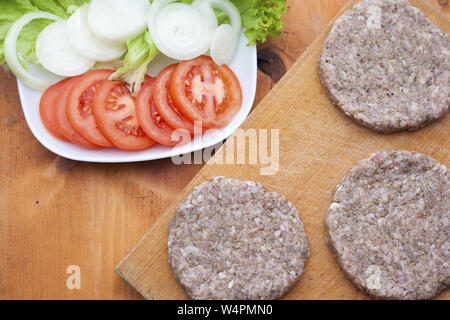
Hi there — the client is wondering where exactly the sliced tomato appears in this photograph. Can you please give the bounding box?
[40,78,71,141]
[169,55,242,129]
[92,80,155,150]
[67,69,114,147]
[53,77,100,149]
[135,76,189,146]
[152,64,194,133]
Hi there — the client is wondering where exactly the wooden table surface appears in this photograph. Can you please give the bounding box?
[0,0,448,300]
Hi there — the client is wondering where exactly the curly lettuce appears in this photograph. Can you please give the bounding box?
[233,0,287,45]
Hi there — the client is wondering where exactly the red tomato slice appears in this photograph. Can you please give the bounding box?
[40,78,71,141]
[92,80,155,151]
[53,78,100,149]
[152,64,194,134]
[67,70,114,147]
[169,55,242,129]
[135,76,189,146]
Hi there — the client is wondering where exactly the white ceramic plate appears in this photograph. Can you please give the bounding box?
[17,32,257,163]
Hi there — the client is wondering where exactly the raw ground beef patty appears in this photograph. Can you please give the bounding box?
[326,150,449,299]
[168,177,310,300]
[319,0,449,133]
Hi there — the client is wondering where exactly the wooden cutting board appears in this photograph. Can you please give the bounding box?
[116,0,450,300]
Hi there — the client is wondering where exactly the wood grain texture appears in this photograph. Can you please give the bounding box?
[0,0,448,300]
[116,0,450,300]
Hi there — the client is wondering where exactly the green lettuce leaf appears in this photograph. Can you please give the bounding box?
[0,0,90,65]
[109,30,159,95]
[231,0,287,46]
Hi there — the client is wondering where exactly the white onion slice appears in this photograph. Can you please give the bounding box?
[36,20,95,77]
[4,12,64,91]
[209,0,241,35]
[210,24,238,65]
[88,0,149,45]
[67,4,126,62]
[208,0,242,65]
[192,0,218,33]
[148,0,214,61]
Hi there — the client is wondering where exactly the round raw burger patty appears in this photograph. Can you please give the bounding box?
[168,177,310,300]
[319,0,449,133]
[326,150,449,299]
